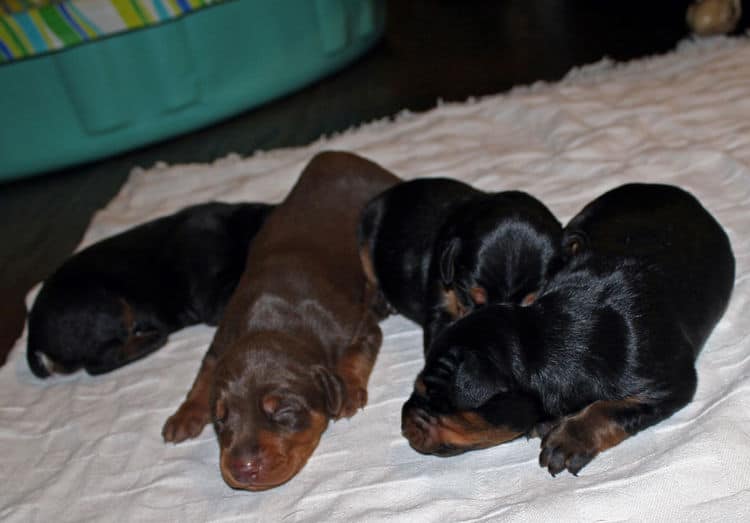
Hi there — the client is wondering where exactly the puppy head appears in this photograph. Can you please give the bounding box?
[211,336,341,491]
[402,305,542,456]
[437,192,562,315]
[27,289,167,377]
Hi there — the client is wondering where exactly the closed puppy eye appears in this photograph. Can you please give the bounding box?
[214,399,228,425]
[272,406,299,426]
[262,395,302,425]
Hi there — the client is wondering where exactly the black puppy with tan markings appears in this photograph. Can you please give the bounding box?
[401,183,735,476]
[358,178,563,352]
[27,202,272,377]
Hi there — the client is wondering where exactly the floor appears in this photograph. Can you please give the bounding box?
[1,0,737,363]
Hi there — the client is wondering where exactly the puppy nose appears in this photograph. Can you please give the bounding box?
[227,456,262,484]
[401,405,432,447]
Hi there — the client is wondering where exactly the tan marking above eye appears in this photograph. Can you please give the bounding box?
[119,298,136,335]
[414,377,427,396]
[521,292,537,307]
[442,289,468,318]
[564,397,640,452]
[470,286,487,305]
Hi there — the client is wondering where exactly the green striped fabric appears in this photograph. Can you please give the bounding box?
[0,0,221,62]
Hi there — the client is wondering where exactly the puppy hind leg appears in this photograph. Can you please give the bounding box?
[538,385,695,476]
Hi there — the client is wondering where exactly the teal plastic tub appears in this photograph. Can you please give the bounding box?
[0,0,384,181]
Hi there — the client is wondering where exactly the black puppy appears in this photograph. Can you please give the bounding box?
[27,202,273,377]
[359,178,562,351]
[402,183,735,476]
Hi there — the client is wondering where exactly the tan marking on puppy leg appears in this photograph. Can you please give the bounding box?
[540,397,641,475]
[552,398,636,453]
[335,312,383,418]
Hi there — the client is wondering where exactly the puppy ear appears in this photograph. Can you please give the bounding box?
[439,237,461,286]
[313,365,344,417]
[452,350,503,410]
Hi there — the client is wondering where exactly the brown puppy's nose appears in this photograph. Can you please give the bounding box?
[227,455,262,485]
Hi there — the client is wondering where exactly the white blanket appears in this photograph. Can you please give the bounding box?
[3,36,750,522]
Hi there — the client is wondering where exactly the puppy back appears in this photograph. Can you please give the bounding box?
[564,183,735,351]
[251,152,400,256]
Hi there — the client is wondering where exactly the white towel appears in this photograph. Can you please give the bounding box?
[2,36,749,522]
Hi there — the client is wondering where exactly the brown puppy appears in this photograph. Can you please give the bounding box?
[162,151,400,491]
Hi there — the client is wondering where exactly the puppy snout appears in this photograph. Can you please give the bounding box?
[401,401,437,452]
[227,456,262,484]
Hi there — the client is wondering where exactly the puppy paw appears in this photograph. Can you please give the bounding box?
[162,400,210,443]
[338,384,368,419]
[538,418,597,476]
[402,405,439,452]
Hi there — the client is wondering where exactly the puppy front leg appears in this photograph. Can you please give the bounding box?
[335,312,383,419]
[162,352,216,443]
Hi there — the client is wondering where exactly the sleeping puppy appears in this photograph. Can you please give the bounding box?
[27,202,273,377]
[359,178,562,352]
[402,183,735,476]
[162,152,400,491]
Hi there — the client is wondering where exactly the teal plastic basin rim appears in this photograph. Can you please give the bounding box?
[0,0,385,180]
